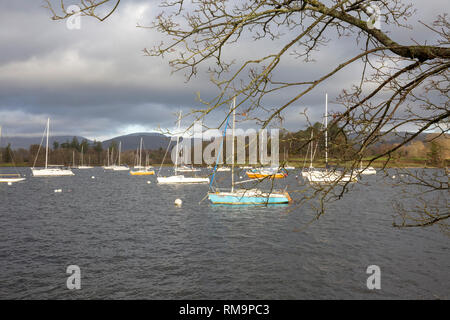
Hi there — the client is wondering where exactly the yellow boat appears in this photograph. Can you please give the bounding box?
[246,168,287,179]
[130,170,155,176]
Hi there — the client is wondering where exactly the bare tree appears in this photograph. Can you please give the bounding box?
[43,0,449,230]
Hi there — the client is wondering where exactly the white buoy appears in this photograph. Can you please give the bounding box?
[91,176,95,179]
[174,198,182,206]
[54,189,62,193]
[392,175,396,179]
[147,181,151,184]
[7,182,12,186]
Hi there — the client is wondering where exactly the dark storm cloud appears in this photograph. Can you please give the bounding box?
[0,0,445,139]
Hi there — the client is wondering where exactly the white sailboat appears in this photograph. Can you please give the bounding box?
[130,137,155,175]
[0,126,26,183]
[112,141,129,171]
[216,166,231,172]
[207,98,291,204]
[31,118,74,177]
[176,165,201,172]
[103,147,115,170]
[157,111,209,184]
[355,161,377,175]
[302,94,356,184]
[76,145,93,169]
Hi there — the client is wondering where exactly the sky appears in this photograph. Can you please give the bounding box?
[0,0,446,141]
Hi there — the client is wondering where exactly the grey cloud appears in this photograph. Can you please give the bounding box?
[0,0,445,140]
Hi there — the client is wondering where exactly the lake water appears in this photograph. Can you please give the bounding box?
[0,167,448,299]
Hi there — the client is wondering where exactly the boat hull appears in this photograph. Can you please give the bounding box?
[356,167,377,175]
[302,170,357,183]
[208,190,291,205]
[31,168,74,177]
[246,172,286,179]
[157,175,209,184]
[0,177,26,183]
[112,166,129,171]
[130,170,155,176]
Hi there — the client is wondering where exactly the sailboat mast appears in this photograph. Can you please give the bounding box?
[175,111,181,172]
[310,130,314,169]
[139,137,143,167]
[118,141,121,165]
[325,93,328,168]
[231,98,236,192]
[45,118,49,169]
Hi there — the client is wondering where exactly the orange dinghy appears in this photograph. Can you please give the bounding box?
[246,168,287,179]
[130,169,155,176]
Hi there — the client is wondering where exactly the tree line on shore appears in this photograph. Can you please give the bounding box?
[0,127,448,167]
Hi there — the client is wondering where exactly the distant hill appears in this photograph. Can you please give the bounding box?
[102,132,169,151]
[1,132,170,151]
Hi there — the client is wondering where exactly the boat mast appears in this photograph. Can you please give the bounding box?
[45,118,49,169]
[231,98,236,192]
[81,145,84,166]
[325,93,328,169]
[118,141,121,165]
[139,137,143,168]
[175,111,181,173]
[310,130,314,169]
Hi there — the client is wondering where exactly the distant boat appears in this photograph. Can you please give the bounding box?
[157,111,209,184]
[111,142,129,171]
[31,118,74,177]
[103,148,115,170]
[302,94,357,184]
[0,125,26,183]
[207,98,291,205]
[130,137,155,176]
[0,174,26,183]
[355,161,377,175]
[76,145,93,169]
[176,165,201,172]
[246,167,287,179]
[216,166,231,172]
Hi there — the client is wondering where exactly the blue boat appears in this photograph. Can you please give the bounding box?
[206,98,292,206]
[208,189,291,205]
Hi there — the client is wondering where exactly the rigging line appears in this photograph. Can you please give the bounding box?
[32,123,47,168]
[158,138,172,176]
[209,112,232,190]
[1,127,20,174]
[302,137,310,170]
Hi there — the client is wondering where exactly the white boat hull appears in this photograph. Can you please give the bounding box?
[303,170,357,183]
[0,177,26,183]
[112,166,129,171]
[356,167,377,175]
[157,175,209,184]
[31,168,74,177]
[176,168,201,172]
